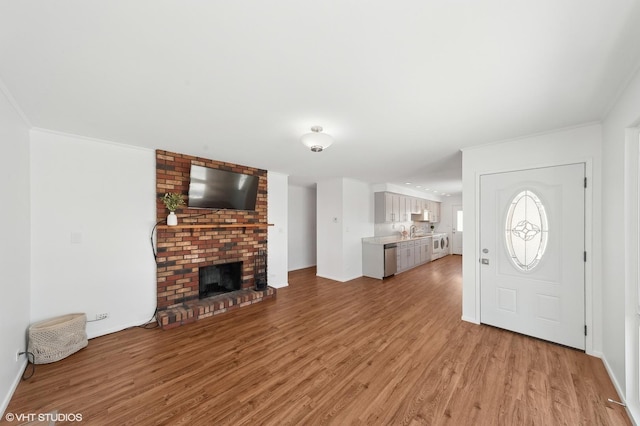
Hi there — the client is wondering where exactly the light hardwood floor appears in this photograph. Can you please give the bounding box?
[4,256,630,425]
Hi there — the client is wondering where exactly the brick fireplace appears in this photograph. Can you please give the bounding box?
[154,150,275,329]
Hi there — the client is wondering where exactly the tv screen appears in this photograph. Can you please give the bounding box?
[188,164,259,211]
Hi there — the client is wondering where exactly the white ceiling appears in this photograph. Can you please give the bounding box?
[2,1,640,195]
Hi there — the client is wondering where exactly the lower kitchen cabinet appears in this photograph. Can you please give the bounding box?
[418,238,430,263]
[363,236,433,279]
[397,238,432,273]
[397,241,415,272]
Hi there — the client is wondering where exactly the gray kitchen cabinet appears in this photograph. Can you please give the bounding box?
[363,236,432,279]
[387,193,398,222]
[374,192,441,223]
[397,240,415,271]
[399,196,408,222]
[407,241,415,267]
[375,192,401,223]
[410,197,422,214]
[431,201,440,222]
[424,200,441,223]
[419,238,431,263]
[397,242,406,271]
[413,238,427,265]
[400,195,412,222]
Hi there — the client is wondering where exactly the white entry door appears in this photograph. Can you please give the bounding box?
[480,164,585,350]
[452,204,463,255]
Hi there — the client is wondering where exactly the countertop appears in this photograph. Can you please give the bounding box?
[362,234,437,245]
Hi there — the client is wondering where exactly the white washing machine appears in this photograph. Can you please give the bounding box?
[432,233,444,260]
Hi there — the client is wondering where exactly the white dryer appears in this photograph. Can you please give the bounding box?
[442,234,450,256]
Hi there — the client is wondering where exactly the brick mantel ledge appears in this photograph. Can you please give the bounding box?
[157,223,274,230]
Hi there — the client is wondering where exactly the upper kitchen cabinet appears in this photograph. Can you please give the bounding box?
[425,200,441,222]
[403,196,427,221]
[375,192,401,223]
[375,193,412,223]
[399,196,415,222]
[409,197,421,215]
[374,192,441,223]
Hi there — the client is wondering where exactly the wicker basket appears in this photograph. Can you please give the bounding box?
[27,313,88,364]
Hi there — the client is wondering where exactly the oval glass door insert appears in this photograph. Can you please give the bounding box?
[505,190,548,271]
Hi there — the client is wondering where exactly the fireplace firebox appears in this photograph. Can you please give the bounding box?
[199,262,242,299]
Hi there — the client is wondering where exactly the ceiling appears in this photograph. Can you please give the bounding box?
[2,1,640,195]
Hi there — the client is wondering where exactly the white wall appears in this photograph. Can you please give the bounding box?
[316,178,373,282]
[267,172,289,287]
[342,179,373,281]
[461,123,602,354]
[30,130,156,338]
[316,179,344,281]
[0,88,31,415]
[602,65,640,417]
[287,184,316,271]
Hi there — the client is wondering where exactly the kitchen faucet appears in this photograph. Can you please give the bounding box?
[410,225,417,238]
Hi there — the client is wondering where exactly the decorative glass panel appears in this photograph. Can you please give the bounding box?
[505,190,548,271]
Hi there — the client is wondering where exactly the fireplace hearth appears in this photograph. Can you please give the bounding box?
[199,262,242,299]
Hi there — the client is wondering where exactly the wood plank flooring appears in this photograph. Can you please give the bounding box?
[4,255,630,425]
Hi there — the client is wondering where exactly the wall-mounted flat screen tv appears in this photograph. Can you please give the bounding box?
[188,164,259,211]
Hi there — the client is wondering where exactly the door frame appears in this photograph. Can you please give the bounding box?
[474,159,594,355]
[451,204,462,255]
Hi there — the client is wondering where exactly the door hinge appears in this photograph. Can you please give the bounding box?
[584,251,587,262]
[585,325,588,336]
[584,177,587,188]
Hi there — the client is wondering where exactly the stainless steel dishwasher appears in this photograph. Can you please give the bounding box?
[383,243,397,277]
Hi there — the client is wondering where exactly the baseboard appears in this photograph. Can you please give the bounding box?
[1,359,27,417]
[461,315,480,324]
[587,349,603,358]
[315,273,362,283]
[288,265,316,272]
[315,273,341,282]
[601,355,636,424]
[86,317,158,339]
[269,281,289,289]
[341,274,364,283]
[601,355,625,402]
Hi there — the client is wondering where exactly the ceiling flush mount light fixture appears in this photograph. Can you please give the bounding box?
[301,126,333,152]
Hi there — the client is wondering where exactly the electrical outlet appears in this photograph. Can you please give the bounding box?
[95,313,109,320]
